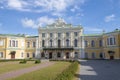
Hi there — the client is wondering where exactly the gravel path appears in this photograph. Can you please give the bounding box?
[0,62,54,80]
[79,60,120,80]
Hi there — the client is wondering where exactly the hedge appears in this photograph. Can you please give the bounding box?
[55,61,79,80]
[0,59,36,62]
[19,59,27,64]
[35,60,41,64]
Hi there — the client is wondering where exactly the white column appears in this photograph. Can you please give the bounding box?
[54,33,57,47]
[62,51,65,59]
[62,33,64,47]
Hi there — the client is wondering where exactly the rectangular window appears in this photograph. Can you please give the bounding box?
[42,33,45,37]
[27,53,29,57]
[42,40,45,47]
[110,38,112,45]
[113,37,116,45]
[85,41,88,47]
[66,32,69,37]
[107,38,109,45]
[33,53,35,57]
[58,33,61,37]
[9,40,11,47]
[12,40,15,47]
[33,42,36,47]
[16,41,18,47]
[0,40,4,46]
[50,33,53,37]
[107,37,116,45]
[74,32,78,36]
[21,52,23,57]
[0,52,3,58]
[27,42,30,48]
[99,40,102,47]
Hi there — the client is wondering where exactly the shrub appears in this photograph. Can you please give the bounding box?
[55,61,79,80]
[19,59,27,64]
[35,60,41,64]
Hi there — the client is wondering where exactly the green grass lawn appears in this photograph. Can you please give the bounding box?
[8,62,71,80]
[0,61,39,74]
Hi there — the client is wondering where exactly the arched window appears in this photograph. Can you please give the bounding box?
[66,39,69,47]
[91,40,95,47]
[50,39,52,47]
[74,39,78,47]
[41,52,45,57]
[99,53,104,59]
[57,52,61,58]
[42,40,45,47]
[58,39,61,47]
[99,40,102,47]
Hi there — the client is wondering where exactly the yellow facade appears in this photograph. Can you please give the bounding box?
[0,29,119,60]
[0,34,37,59]
[84,30,120,59]
[25,37,37,59]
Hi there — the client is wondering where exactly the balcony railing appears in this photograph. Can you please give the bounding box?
[43,46,74,50]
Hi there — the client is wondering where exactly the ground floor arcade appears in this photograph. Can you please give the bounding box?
[39,50,80,60]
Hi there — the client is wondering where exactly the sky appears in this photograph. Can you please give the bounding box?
[0,0,120,35]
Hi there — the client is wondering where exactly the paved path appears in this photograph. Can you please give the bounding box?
[78,60,120,80]
[0,62,54,80]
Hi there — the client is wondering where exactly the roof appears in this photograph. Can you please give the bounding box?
[104,29,120,34]
[82,34,103,37]
[83,29,120,37]
[0,34,25,37]
[26,36,38,38]
[0,34,38,38]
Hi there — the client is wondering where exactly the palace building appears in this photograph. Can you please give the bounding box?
[0,18,120,60]
[37,18,84,60]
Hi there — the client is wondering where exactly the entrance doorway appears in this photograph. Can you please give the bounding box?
[66,52,69,59]
[110,56,114,60]
[10,51,16,59]
[49,52,52,59]
[74,52,78,58]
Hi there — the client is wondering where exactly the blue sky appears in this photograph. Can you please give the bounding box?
[0,0,120,35]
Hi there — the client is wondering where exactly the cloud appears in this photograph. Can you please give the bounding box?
[21,16,55,29]
[104,14,115,22]
[0,0,86,15]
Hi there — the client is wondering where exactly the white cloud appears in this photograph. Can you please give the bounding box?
[0,0,86,14]
[104,14,115,22]
[21,16,55,29]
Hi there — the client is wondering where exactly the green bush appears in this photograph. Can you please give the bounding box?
[19,59,27,64]
[55,61,79,80]
[35,60,41,64]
